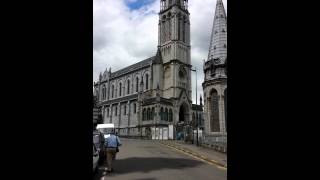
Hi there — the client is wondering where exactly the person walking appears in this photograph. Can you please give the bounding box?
[105,129,121,173]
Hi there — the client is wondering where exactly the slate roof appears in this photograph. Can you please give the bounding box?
[110,56,154,79]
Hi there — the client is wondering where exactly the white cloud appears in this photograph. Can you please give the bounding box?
[93,0,227,104]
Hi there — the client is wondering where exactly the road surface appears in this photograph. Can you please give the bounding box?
[94,138,226,180]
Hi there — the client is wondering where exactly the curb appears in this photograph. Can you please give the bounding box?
[159,142,227,169]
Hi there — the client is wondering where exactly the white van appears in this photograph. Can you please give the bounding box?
[96,123,115,138]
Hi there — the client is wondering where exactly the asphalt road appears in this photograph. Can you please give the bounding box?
[94,138,227,180]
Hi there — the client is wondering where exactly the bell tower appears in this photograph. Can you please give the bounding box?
[159,0,191,100]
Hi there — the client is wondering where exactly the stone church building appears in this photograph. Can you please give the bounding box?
[202,0,227,151]
[94,0,199,140]
[94,0,226,145]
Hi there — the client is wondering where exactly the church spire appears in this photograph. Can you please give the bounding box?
[207,0,227,64]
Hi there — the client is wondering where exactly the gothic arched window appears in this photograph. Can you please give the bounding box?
[102,85,106,100]
[165,108,168,121]
[178,14,181,40]
[145,74,149,90]
[119,83,122,97]
[183,16,186,42]
[127,80,130,95]
[160,107,164,121]
[136,77,139,92]
[210,89,220,132]
[169,109,173,122]
[142,109,145,121]
[111,85,114,98]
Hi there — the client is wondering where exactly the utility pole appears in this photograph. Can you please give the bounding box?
[191,67,199,146]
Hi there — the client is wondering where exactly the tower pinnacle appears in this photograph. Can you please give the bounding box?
[207,0,227,64]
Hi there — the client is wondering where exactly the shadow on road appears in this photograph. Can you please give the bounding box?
[94,157,204,179]
[115,157,204,173]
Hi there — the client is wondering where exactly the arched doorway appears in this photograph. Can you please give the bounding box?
[176,103,190,140]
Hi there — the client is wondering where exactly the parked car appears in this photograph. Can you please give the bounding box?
[93,130,106,164]
[93,143,99,173]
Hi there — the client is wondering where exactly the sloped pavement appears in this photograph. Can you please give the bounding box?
[158,140,227,168]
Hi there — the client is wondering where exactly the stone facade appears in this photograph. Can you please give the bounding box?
[94,0,197,140]
[202,0,227,151]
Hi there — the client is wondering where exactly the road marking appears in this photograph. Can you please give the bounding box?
[159,142,227,171]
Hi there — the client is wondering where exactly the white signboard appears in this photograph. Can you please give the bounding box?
[162,127,168,140]
[168,125,173,140]
[159,128,163,140]
[155,128,159,140]
[151,127,155,140]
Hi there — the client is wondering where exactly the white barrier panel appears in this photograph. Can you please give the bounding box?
[168,125,173,140]
[159,128,163,140]
[162,127,168,140]
[152,128,155,140]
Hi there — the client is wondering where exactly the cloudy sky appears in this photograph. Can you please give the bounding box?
[93,0,227,103]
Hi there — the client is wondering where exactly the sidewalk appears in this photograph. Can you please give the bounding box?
[158,140,227,168]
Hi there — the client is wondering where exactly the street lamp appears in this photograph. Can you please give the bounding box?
[191,67,199,146]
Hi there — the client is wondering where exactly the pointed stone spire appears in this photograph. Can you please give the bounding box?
[99,72,102,81]
[207,0,227,64]
[153,47,163,64]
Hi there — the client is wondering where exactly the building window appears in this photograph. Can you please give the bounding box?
[115,106,117,116]
[134,103,136,113]
[222,29,225,32]
[107,108,109,117]
[119,83,122,97]
[160,107,164,120]
[143,109,147,121]
[147,108,150,120]
[183,17,186,42]
[210,89,220,132]
[124,105,126,115]
[165,108,168,121]
[214,46,216,50]
[169,109,173,122]
[178,16,181,40]
[152,107,155,120]
[145,74,149,90]
[127,80,130,95]
[136,77,139,92]
[224,44,227,48]
[112,85,114,98]
[215,31,218,34]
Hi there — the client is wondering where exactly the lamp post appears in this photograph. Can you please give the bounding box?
[191,67,199,146]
